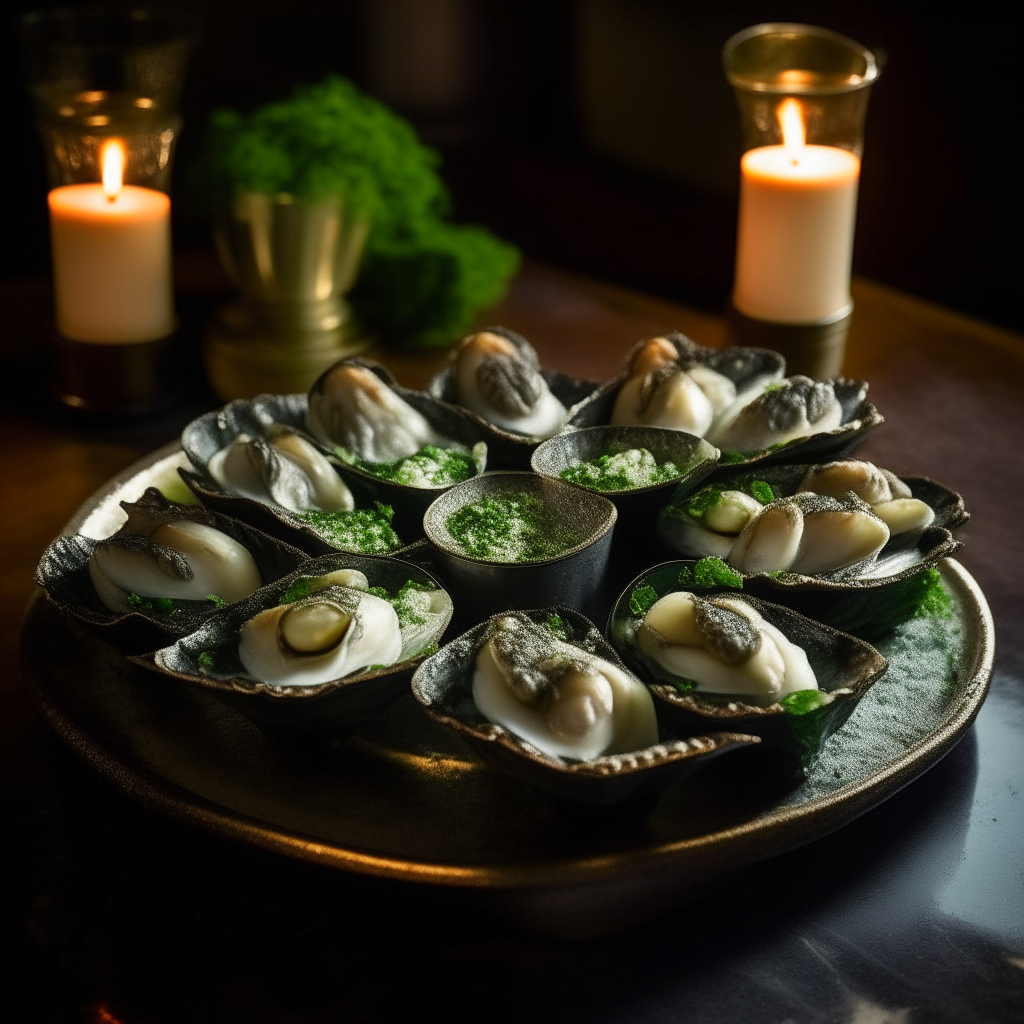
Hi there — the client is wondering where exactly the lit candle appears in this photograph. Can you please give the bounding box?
[733,98,860,324]
[48,139,175,343]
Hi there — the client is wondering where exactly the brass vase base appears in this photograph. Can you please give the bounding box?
[204,303,372,401]
[726,304,853,379]
[50,333,180,415]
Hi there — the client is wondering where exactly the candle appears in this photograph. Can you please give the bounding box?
[733,99,860,324]
[48,139,174,343]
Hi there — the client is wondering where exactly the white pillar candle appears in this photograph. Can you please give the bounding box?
[733,99,860,324]
[48,140,175,343]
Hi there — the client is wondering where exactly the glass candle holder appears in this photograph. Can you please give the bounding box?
[723,24,880,377]
[20,8,196,413]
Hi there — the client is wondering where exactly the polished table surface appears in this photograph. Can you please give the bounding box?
[3,258,1023,1022]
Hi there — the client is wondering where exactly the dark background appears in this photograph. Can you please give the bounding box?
[3,0,1021,328]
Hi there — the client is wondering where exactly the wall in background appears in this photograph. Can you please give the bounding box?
[3,0,1020,331]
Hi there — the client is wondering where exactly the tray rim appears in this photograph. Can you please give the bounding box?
[22,444,995,891]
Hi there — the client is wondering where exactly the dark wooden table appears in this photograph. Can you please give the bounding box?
[3,258,1022,1023]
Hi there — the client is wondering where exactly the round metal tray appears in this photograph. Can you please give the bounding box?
[21,446,994,938]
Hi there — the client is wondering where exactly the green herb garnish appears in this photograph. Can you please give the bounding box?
[677,557,743,589]
[296,502,403,554]
[544,612,568,640]
[560,448,684,492]
[341,444,481,487]
[780,690,834,715]
[197,651,216,670]
[629,586,659,617]
[446,494,583,562]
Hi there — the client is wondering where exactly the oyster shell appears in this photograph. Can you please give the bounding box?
[658,460,966,583]
[180,393,407,557]
[135,552,454,729]
[637,592,817,706]
[608,566,888,768]
[207,427,354,514]
[427,327,600,469]
[707,375,843,452]
[308,360,450,463]
[35,488,309,651]
[450,328,569,439]
[238,584,401,686]
[471,612,658,761]
[574,332,784,437]
[411,606,758,804]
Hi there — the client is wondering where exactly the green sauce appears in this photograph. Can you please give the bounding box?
[296,503,403,554]
[560,448,682,491]
[445,493,584,562]
[337,444,482,487]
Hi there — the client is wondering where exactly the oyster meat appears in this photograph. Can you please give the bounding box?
[307,362,448,463]
[472,614,658,761]
[208,427,354,513]
[238,578,401,686]
[707,376,843,452]
[89,505,262,614]
[797,460,935,535]
[639,592,817,704]
[452,329,569,438]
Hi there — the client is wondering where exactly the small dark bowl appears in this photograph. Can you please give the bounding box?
[410,606,759,805]
[35,487,310,654]
[531,425,720,527]
[179,391,415,556]
[133,552,453,731]
[423,471,617,625]
[569,332,881,468]
[308,357,492,538]
[656,465,967,638]
[607,565,888,771]
[426,326,601,469]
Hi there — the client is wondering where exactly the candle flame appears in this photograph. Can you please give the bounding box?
[778,98,805,161]
[101,139,125,201]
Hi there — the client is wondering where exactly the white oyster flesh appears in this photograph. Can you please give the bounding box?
[471,615,658,761]
[870,498,935,535]
[208,431,354,513]
[798,460,892,504]
[659,490,763,559]
[238,588,401,686]
[307,568,369,592]
[454,331,568,438]
[787,500,890,575]
[728,502,804,573]
[707,376,843,452]
[688,364,738,418]
[639,591,817,703]
[89,520,262,612]
[307,363,448,463]
[611,371,715,435]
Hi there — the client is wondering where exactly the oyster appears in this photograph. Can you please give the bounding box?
[660,459,937,572]
[307,361,449,463]
[472,613,658,761]
[451,329,569,439]
[707,376,843,452]
[797,460,935,535]
[638,592,817,705]
[238,582,401,687]
[89,500,262,614]
[207,427,354,514]
[731,493,889,575]
[611,337,739,436]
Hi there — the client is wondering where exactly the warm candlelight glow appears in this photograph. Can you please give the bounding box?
[101,139,125,201]
[779,98,805,161]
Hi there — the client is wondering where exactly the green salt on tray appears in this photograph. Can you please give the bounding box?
[446,493,585,562]
[337,444,481,488]
[295,504,403,554]
[560,448,681,491]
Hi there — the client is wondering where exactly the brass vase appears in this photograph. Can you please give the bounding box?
[205,192,372,400]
